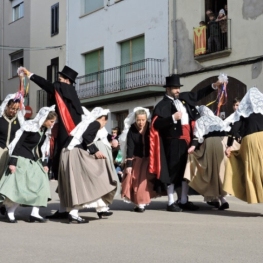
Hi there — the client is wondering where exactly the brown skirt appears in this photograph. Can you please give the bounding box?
[223,131,263,204]
[58,148,117,209]
[184,136,229,201]
[121,157,157,205]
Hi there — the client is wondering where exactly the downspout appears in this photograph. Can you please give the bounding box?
[173,0,177,74]
[1,0,5,101]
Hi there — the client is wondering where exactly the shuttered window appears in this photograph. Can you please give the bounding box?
[84,49,104,93]
[121,35,145,65]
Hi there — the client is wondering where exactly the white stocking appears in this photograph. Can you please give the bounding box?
[167,184,175,205]
[69,209,79,217]
[7,203,19,220]
[31,207,43,219]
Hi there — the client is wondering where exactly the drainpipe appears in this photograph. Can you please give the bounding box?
[173,0,177,74]
[1,0,4,101]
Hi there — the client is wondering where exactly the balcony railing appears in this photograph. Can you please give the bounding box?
[193,19,231,57]
[76,58,165,99]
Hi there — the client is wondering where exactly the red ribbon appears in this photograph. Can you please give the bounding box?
[149,116,161,178]
[55,90,76,135]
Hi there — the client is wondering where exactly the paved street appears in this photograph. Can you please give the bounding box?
[1,180,263,263]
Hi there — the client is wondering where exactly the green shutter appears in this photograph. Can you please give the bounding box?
[121,40,130,65]
[85,49,104,94]
[131,36,144,62]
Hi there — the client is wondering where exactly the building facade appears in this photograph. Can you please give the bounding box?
[0,0,66,116]
[67,0,263,130]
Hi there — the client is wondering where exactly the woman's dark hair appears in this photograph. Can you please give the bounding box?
[233,97,240,105]
[45,111,58,120]
[7,99,20,107]
[97,115,108,120]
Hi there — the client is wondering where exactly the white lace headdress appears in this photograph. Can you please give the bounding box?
[0,93,25,126]
[224,87,263,125]
[194,105,231,143]
[8,105,56,160]
[119,107,151,160]
[68,107,110,150]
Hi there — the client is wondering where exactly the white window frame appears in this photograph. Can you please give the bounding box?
[12,1,24,21]
[10,50,24,78]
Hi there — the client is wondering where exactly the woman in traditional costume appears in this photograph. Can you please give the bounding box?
[58,107,117,224]
[120,107,157,212]
[0,93,25,180]
[224,87,263,204]
[184,105,232,210]
[0,105,57,223]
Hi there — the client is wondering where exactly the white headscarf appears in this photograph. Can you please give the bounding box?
[224,87,263,125]
[8,105,56,160]
[119,107,151,160]
[194,105,231,143]
[0,93,25,126]
[68,107,110,150]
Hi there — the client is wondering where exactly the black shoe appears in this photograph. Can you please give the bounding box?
[68,214,87,224]
[166,202,182,212]
[0,206,6,216]
[218,202,229,210]
[46,211,69,219]
[133,207,145,213]
[178,201,199,211]
[7,215,17,223]
[97,211,113,219]
[207,201,220,208]
[29,215,47,223]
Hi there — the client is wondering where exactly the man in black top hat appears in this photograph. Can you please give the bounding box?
[21,66,83,218]
[150,74,221,212]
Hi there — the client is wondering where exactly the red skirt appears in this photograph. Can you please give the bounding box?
[121,157,157,205]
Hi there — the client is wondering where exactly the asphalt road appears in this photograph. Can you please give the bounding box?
[0,180,262,263]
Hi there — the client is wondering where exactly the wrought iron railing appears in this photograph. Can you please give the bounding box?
[76,58,165,99]
[193,19,231,56]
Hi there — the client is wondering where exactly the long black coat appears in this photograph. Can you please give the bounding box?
[31,74,83,178]
[152,85,215,188]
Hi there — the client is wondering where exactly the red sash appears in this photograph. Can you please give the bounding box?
[149,116,161,179]
[55,90,76,135]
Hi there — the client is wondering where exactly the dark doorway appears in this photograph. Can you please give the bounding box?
[191,76,247,118]
[205,0,227,22]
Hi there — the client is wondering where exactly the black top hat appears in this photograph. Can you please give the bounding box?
[163,74,183,88]
[58,66,78,84]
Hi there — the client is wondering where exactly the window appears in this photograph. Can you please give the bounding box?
[10,50,23,78]
[120,35,145,89]
[47,57,59,82]
[12,1,24,21]
[51,3,59,36]
[37,90,48,112]
[83,0,104,15]
[84,49,104,93]
[121,35,145,65]
[85,49,104,75]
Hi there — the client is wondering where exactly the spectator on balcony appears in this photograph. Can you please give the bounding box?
[199,21,206,27]
[21,66,84,219]
[216,9,228,49]
[207,14,221,52]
